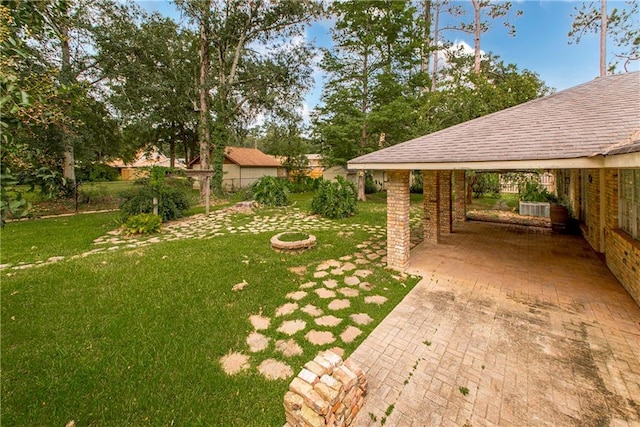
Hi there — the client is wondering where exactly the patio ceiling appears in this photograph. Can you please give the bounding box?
[348,72,640,171]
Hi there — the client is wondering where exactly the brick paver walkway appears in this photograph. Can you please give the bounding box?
[350,222,640,426]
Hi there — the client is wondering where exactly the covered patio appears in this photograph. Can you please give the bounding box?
[350,221,640,425]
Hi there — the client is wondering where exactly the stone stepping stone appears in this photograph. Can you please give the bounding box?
[315,288,336,299]
[314,271,329,279]
[232,280,248,292]
[305,330,336,345]
[301,304,323,317]
[354,269,373,278]
[249,314,271,330]
[339,255,353,261]
[327,347,345,358]
[286,290,307,301]
[275,302,298,317]
[337,287,359,298]
[367,253,380,260]
[316,262,330,271]
[220,351,250,375]
[327,259,341,268]
[340,326,362,343]
[247,332,270,352]
[350,313,373,325]
[341,262,356,271]
[275,339,303,357]
[258,359,293,380]
[365,295,388,305]
[323,279,338,289]
[315,315,343,327]
[330,268,344,276]
[328,299,350,311]
[344,276,360,286]
[277,319,307,336]
[300,281,316,289]
[359,282,374,291]
[355,259,370,265]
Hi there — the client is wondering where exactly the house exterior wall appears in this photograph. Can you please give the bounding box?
[223,165,278,190]
[323,166,385,191]
[563,167,639,307]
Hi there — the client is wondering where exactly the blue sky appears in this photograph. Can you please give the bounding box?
[136,1,639,122]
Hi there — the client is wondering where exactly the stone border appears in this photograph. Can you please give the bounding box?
[271,232,317,253]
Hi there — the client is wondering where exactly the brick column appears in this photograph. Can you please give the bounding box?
[439,170,452,234]
[423,170,440,244]
[454,170,466,224]
[386,170,411,271]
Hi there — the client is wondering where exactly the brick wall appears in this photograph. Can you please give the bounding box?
[423,170,440,244]
[386,170,411,270]
[583,168,601,251]
[439,171,452,234]
[454,171,466,223]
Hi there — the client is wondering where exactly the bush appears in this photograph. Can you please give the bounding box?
[288,176,321,193]
[124,213,162,235]
[472,173,501,198]
[251,176,290,206]
[364,173,378,194]
[311,176,357,219]
[519,181,555,203]
[119,167,191,221]
[410,171,423,194]
[76,163,120,182]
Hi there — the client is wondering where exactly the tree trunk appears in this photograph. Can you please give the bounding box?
[600,0,607,77]
[198,11,211,200]
[358,49,368,202]
[472,0,481,74]
[357,170,366,202]
[60,19,76,186]
[431,0,440,91]
[169,124,176,168]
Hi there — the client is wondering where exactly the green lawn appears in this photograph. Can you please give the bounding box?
[0,193,422,426]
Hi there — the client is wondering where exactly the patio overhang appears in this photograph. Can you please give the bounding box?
[347,152,640,171]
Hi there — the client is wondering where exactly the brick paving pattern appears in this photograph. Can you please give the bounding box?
[351,222,640,426]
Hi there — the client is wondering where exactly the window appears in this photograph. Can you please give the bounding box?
[619,169,640,240]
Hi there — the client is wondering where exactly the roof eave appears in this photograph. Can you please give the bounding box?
[347,157,611,171]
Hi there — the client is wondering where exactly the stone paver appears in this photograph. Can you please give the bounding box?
[350,222,640,426]
[315,315,343,327]
[257,359,293,380]
[220,352,250,375]
[301,304,323,317]
[344,276,360,286]
[350,313,373,326]
[328,299,350,311]
[315,288,336,299]
[275,302,298,317]
[277,319,306,336]
[246,332,269,352]
[249,314,270,330]
[340,326,362,343]
[275,339,303,357]
[285,290,307,301]
[305,330,336,345]
[364,295,387,305]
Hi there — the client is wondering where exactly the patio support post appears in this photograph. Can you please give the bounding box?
[386,170,411,271]
[454,170,467,224]
[440,170,453,234]
[423,170,441,244]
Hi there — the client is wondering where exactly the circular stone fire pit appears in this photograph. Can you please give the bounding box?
[271,232,316,253]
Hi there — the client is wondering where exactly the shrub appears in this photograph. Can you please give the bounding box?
[251,176,290,206]
[76,163,120,182]
[288,176,321,194]
[119,167,191,221]
[410,171,423,194]
[472,172,501,198]
[364,173,378,194]
[124,213,162,235]
[311,176,357,219]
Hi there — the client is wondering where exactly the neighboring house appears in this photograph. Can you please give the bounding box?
[348,72,640,307]
[188,146,283,190]
[306,154,324,179]
[323,165,386,191]
[107,147,186,180]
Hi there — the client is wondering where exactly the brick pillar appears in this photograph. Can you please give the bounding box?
[439,170,452,234]
[423,170,440,244]
[386,170,411,271]
[454,170,466,224]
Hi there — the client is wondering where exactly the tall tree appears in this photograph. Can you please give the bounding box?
[175,0,322,194]
[315,0,424,200]
[569,0,639,73]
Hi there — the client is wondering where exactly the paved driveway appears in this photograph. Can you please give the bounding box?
[350,221,640,426]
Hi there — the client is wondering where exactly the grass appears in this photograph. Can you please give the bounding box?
[469,194,519,211]
[277,232,311,242]
[1,191,422,426]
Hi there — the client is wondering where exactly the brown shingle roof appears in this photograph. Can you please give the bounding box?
[349,72,640,166]
[224,146,282,167]
[187,147,282,168]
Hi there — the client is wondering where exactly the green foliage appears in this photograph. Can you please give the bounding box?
[459,386,470,396]
[288,176,321,194]
[119,168,190,221]
[471,173,501,198]
[0,170,31,225]
[251,176,290,206]
[311,176,357,219]
[124,213,162,235]
[519,181,553,202]
[364,173,379,195]
[410,171,423,194]
[277,232,310,242]
[76,163,120,182]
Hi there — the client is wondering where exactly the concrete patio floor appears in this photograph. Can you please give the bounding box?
[350,221,640,426]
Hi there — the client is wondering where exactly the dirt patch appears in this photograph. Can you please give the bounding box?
[288,266,307,276]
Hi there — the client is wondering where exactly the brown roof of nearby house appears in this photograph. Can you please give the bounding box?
[107,147,186,169]
[349,72,640,167]
[187,146,282,168]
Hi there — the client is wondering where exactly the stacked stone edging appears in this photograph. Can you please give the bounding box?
[284,351,367,427]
